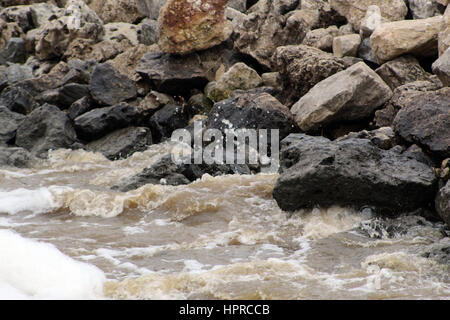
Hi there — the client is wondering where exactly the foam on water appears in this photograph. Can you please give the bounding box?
[0,188,61,215]
[0,230,106,299]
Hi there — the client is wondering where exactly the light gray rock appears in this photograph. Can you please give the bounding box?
[0,146,32,168]
[303,26,339,52]
[136,0,167,20]
[291,62,392,131]
[432,47,450,86]
[333,34,361,57]
[407,0,443,20]
[359,5,386,38]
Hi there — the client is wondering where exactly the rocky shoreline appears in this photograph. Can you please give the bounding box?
[0,0,449,226]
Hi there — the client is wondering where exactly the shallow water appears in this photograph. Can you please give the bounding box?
[0,142,449,299]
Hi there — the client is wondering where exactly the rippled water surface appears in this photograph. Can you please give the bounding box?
[0,143,449,299]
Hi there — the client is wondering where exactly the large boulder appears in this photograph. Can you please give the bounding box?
[148,103,190,142]
[432,47,450,86]
[74,103,140,141]
[272,134,437,213]
[0,105,25,145]
[370,16,443,63]
[233,0,309,69]
[274,45,346,107]
[15,104,78,157]
[136,51,208,96]
[329,0,408,30]
[375,55,432,90]
[207,90,299,140]
[436,180,450,226]
[90,63,137,106]
[393,88,450,158]
[87,126,152,160]
[291,62,392,132]
[157,0,232,55]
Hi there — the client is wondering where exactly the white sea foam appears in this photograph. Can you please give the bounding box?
[0,230,106,299]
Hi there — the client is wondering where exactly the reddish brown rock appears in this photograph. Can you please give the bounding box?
[158,0,232,55]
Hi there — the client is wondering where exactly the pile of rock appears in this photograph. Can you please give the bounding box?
[0,0,449,225]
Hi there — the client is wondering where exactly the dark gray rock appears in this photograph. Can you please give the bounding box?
[374,78,443,127]
[87,126,152,160]
[207,91,299,140]
[273,134,437,214]
[0,38,26,65]
[0,105,25,144]
[188,93,214,116]
[0,85,38,114]
[358,37,378,64]
[337,127,397,150]
[0,146,32,168]
[432,47,450,87]
[393,88,450,158]
[39,83,91,109]
[436,180,450,226]
[67,96,94,120]
[0,63,33,92]
[375,55,432,90]
[137,51,208,96]
[74,102,140,141]
[15,104,77,158]
[137,18,158,45]
[115,154,251,191]
[149,104,190,142]
[90,63,137,106]
[274,45,346,107]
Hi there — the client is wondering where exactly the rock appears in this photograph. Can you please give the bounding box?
[188,93,213,115]
[90,63,137,106]
[291,62,392,132]
[330,0,408,30]
[0,37,26,64]
[137,51,208,96]
[104,22,139,46]
[261,72,282,90]
[0,105,25,144]
[34,0,104,60]
[108,44,151,82]
[74,102,140,141]
[374,79,443,127]
[0,5,34,32]
[206,90,299,140]
[87,126,152,160]
[403,144,434,167]
[407,0,443,20]
[0,63,33,91]
[370,16,443,63]
[393,88,450,158]
[15,104,78,157]
[205,62,263,102]
[300,0,347,28]
[0,85,38,114]
[272,134,437,213]
[233,0,309,69]
[39,83,91,109]
[138,90,174,113]
[337,126,396,150]
[333,34,361,57]
[228,0,246,12]
[375,55,432,90]
[87,0,143,24]
[439,6,450,56]
[357,37,378,64]
[432,47,450,86]
[137,18,158,45]
[136,0,167,20]
[274,45,346,107]
[114,153,251,191]
[436,180,450,226]
[339,23,355,35]
[67,96,94,120]
[148,104,190,141]
[0,20,24,51]
[157,0,232,55]
[302,26,339,52]
[0,146,31,168]
[359,5,385,38]
[29,2,63,28]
